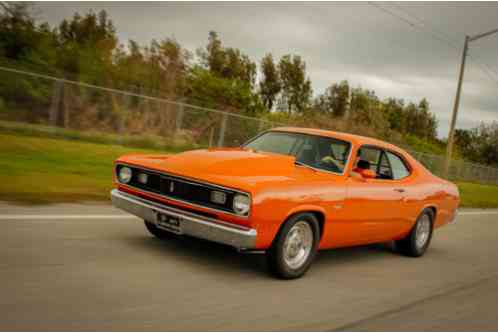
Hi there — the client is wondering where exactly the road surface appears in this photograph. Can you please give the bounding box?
[1,202,498,331]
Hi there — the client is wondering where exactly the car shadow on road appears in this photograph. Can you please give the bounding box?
[122,232,400,279]
[123,233,271,279]
[313,242,397,268]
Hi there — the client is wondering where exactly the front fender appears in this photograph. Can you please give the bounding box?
[252,200,329,249]
[250,181,345,249]
[284,204,327,221]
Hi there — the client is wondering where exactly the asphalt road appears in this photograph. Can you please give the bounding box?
[1,202,498,331]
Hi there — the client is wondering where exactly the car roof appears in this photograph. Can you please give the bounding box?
[271,127,406,154]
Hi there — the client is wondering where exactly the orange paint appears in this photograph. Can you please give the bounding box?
[115,127,460,250]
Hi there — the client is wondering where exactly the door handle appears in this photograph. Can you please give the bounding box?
[394,188,406,193]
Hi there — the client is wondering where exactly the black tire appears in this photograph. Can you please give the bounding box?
[395,209,434,257]
[267,213,320,279]
[144,220,175,240]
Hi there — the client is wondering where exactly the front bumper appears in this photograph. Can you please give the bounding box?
[449,210,458,224]
[111,189,257,249]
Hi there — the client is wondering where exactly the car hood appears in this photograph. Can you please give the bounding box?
[117,148,334,192]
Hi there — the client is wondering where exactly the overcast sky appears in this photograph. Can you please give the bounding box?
[36,2,498,138]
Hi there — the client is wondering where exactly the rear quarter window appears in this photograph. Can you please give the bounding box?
[386,151,411,179]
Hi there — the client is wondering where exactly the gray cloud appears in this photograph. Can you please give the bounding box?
[36,1,498,137]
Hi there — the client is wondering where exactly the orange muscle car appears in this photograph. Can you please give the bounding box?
[111,127,460,278]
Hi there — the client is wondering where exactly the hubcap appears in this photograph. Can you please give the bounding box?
[283,221,313,270]
[415,214,431,249]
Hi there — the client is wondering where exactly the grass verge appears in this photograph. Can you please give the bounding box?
[0,132,162,204]
[1,129,498,207]
[456,181,498,208]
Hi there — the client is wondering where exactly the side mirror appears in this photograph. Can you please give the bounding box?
[359,169,376,179]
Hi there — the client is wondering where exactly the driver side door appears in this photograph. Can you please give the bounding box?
[340,146,405,246]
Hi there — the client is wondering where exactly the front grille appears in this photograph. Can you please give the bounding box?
[116,164,240,214]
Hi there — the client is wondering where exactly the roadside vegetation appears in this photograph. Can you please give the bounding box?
[0,4,497,207]
[1,130,497,207]
[0,120,200,152]
[0,132,164,204]
[456,182,498,208]
[1,3,496,167]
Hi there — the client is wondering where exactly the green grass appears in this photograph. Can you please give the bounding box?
[456,182,498,208]
[1,129,498,208]
[0,132,163,204]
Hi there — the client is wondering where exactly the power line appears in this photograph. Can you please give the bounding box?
[389,2,460,49]
[382,2,498,83]
[367,2,459,49]
[368,2,498,86]
[389,2,498,80]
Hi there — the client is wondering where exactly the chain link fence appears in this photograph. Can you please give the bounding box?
[1,65,497,186]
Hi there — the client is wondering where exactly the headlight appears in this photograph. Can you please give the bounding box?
[233,194,250,216]
[118,166,132,184]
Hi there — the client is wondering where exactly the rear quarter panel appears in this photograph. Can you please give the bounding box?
[432,178,460,228]
[402,156,460,230]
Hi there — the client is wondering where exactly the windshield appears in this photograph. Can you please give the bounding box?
[243,131,352,174]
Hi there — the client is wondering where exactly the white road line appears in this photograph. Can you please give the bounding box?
[0,215,137,220]
[0,211,497,220]
[459,211,498,215]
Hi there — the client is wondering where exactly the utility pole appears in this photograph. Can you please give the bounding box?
[444,28,498,177]
[444,36,469,177]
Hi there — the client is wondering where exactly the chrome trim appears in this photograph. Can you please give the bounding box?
[449,210,458,224]
[111,189,257,249]
[283,220,313,269]
[115,162,251,218]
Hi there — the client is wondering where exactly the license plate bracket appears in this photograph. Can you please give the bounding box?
[154,210,183,234]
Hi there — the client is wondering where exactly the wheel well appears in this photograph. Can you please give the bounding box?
[426,206,437,221]
[310,211,325,240]
[286,211,325,240]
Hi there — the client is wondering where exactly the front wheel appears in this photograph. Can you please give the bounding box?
[267,213,320,279]
[395,209,434,257]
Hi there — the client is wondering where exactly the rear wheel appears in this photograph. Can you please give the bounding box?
[144,220,175,240]
[267,213,320,279]
[396,209,434,257]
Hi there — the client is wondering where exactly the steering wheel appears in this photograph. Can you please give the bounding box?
[318,156,341,173]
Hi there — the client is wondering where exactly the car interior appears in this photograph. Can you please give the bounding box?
[354,148,394,180]
[295,138,348,173]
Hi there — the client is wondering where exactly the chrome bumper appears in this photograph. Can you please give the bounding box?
[449,210,458,224]
[111,189,257,249]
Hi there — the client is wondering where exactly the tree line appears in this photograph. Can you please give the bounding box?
[455,123,498,166]
[0,3,496,166]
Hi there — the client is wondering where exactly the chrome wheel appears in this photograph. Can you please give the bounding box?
[283,221,313,270]
[415,214,431,249]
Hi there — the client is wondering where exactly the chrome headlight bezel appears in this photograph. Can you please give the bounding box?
[118,166,132,184]
[233,193,251,216]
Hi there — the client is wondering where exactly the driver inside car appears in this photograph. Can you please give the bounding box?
[353,149,371,174]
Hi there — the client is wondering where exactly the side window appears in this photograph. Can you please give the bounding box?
[317,138,350,172]
[386,152,410,180]
[295,136,318,165]
[377,152,393,179]
[357,147,381,172]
